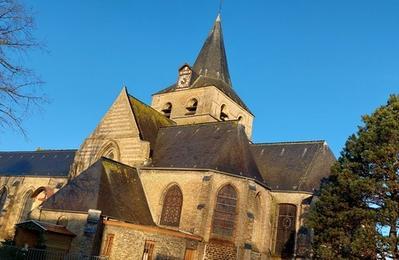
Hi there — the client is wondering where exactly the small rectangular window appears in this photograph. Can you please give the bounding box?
[142,240,155,260]
[102,233,115,257]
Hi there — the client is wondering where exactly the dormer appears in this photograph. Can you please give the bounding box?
[177,64,193,89]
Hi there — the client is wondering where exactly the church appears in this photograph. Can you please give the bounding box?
[0,14,335,260]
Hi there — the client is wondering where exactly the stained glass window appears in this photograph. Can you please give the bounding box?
[160,185,183,227]
[212,184,237,237]
[275,204,297,257]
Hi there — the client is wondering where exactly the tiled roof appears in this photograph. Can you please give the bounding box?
[152,121,263,181]
[0,150,76,177]
[16,220,76,237]
[41,158,155,226]
[250,141,336,192]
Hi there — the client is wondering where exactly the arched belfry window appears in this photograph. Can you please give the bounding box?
[162,103,172,118]
[220,104,228,121]
[160,185,183,227]
[275,204,297,258]
[0,187,7,212]
[212,184,237,237]
[186,98,198,115]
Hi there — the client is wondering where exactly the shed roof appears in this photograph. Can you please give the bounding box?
[16,220,76,237]
[0,150,76,177]
[250,141,335,192]
[41,158,155,226]
[152,121,263,181]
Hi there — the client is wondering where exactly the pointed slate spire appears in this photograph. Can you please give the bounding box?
[193,13,232,87]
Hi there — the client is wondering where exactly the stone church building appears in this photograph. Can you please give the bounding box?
[0,15,335,259]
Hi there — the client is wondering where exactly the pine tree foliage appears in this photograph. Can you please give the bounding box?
[307,95,399,259]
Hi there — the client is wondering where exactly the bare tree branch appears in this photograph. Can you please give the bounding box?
[0,0,45,136]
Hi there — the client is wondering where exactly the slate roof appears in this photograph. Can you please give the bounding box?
[0,150,76,177]
[193,14,231,86]
[128,94,175,148]
[151,121,263,181]
[16,220,76,237]
[153,15,251,114]
[41,158,155,226]
[250,141,336,192]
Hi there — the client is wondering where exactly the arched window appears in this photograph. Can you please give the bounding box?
[0,187,7,212]
[19,187,51,222]
[219,105,228,121]
[162,103,172,118]
[186,98,198,115]
[212,184,237,237]
[97,141,120,161]
[56,216,69,227]
[19,190,33,222]
[275,204,297,258]
[160,185,183,227]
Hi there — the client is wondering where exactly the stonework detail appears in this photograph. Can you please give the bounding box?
[204,240,237,260]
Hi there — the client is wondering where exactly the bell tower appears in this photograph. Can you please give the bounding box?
[151,14,254,139]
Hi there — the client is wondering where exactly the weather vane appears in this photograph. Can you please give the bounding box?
[218,0,224,14]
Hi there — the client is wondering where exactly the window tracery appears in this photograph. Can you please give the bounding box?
[212,184,237,237]
[160,185,183,227]
[275,204,297,257]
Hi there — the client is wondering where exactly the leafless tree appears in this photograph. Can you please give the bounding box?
[0,0,44,136]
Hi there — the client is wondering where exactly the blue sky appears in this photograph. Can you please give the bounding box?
[1,0,399,156]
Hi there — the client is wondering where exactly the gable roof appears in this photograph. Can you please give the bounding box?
[128,94,175,149]
[250,141,336,192]
[151,121,263,181]
[41,158,155,226]
[0,150,76,177]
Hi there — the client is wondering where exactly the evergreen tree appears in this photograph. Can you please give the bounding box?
[307,95,399,259]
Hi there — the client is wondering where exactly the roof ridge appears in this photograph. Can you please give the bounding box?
[252,140,326,146]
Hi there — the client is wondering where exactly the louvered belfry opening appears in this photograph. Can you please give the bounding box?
[212,184,237,238]
[160,185,183,227]
[275,204,297,257]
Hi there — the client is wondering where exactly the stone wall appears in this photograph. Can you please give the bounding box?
[0,176,67,240]
[71,88,150,177]
[139,168,273,258]
[151,86,253,139]
[100,223,189,260]
[33,209,101,256]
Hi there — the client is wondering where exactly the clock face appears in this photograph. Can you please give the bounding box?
[178,74,190,88]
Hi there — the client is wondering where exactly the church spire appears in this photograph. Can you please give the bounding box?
[192,14,232,87]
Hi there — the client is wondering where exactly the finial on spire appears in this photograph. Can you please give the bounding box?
[218,0,224,19]
[216,13,221,22]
